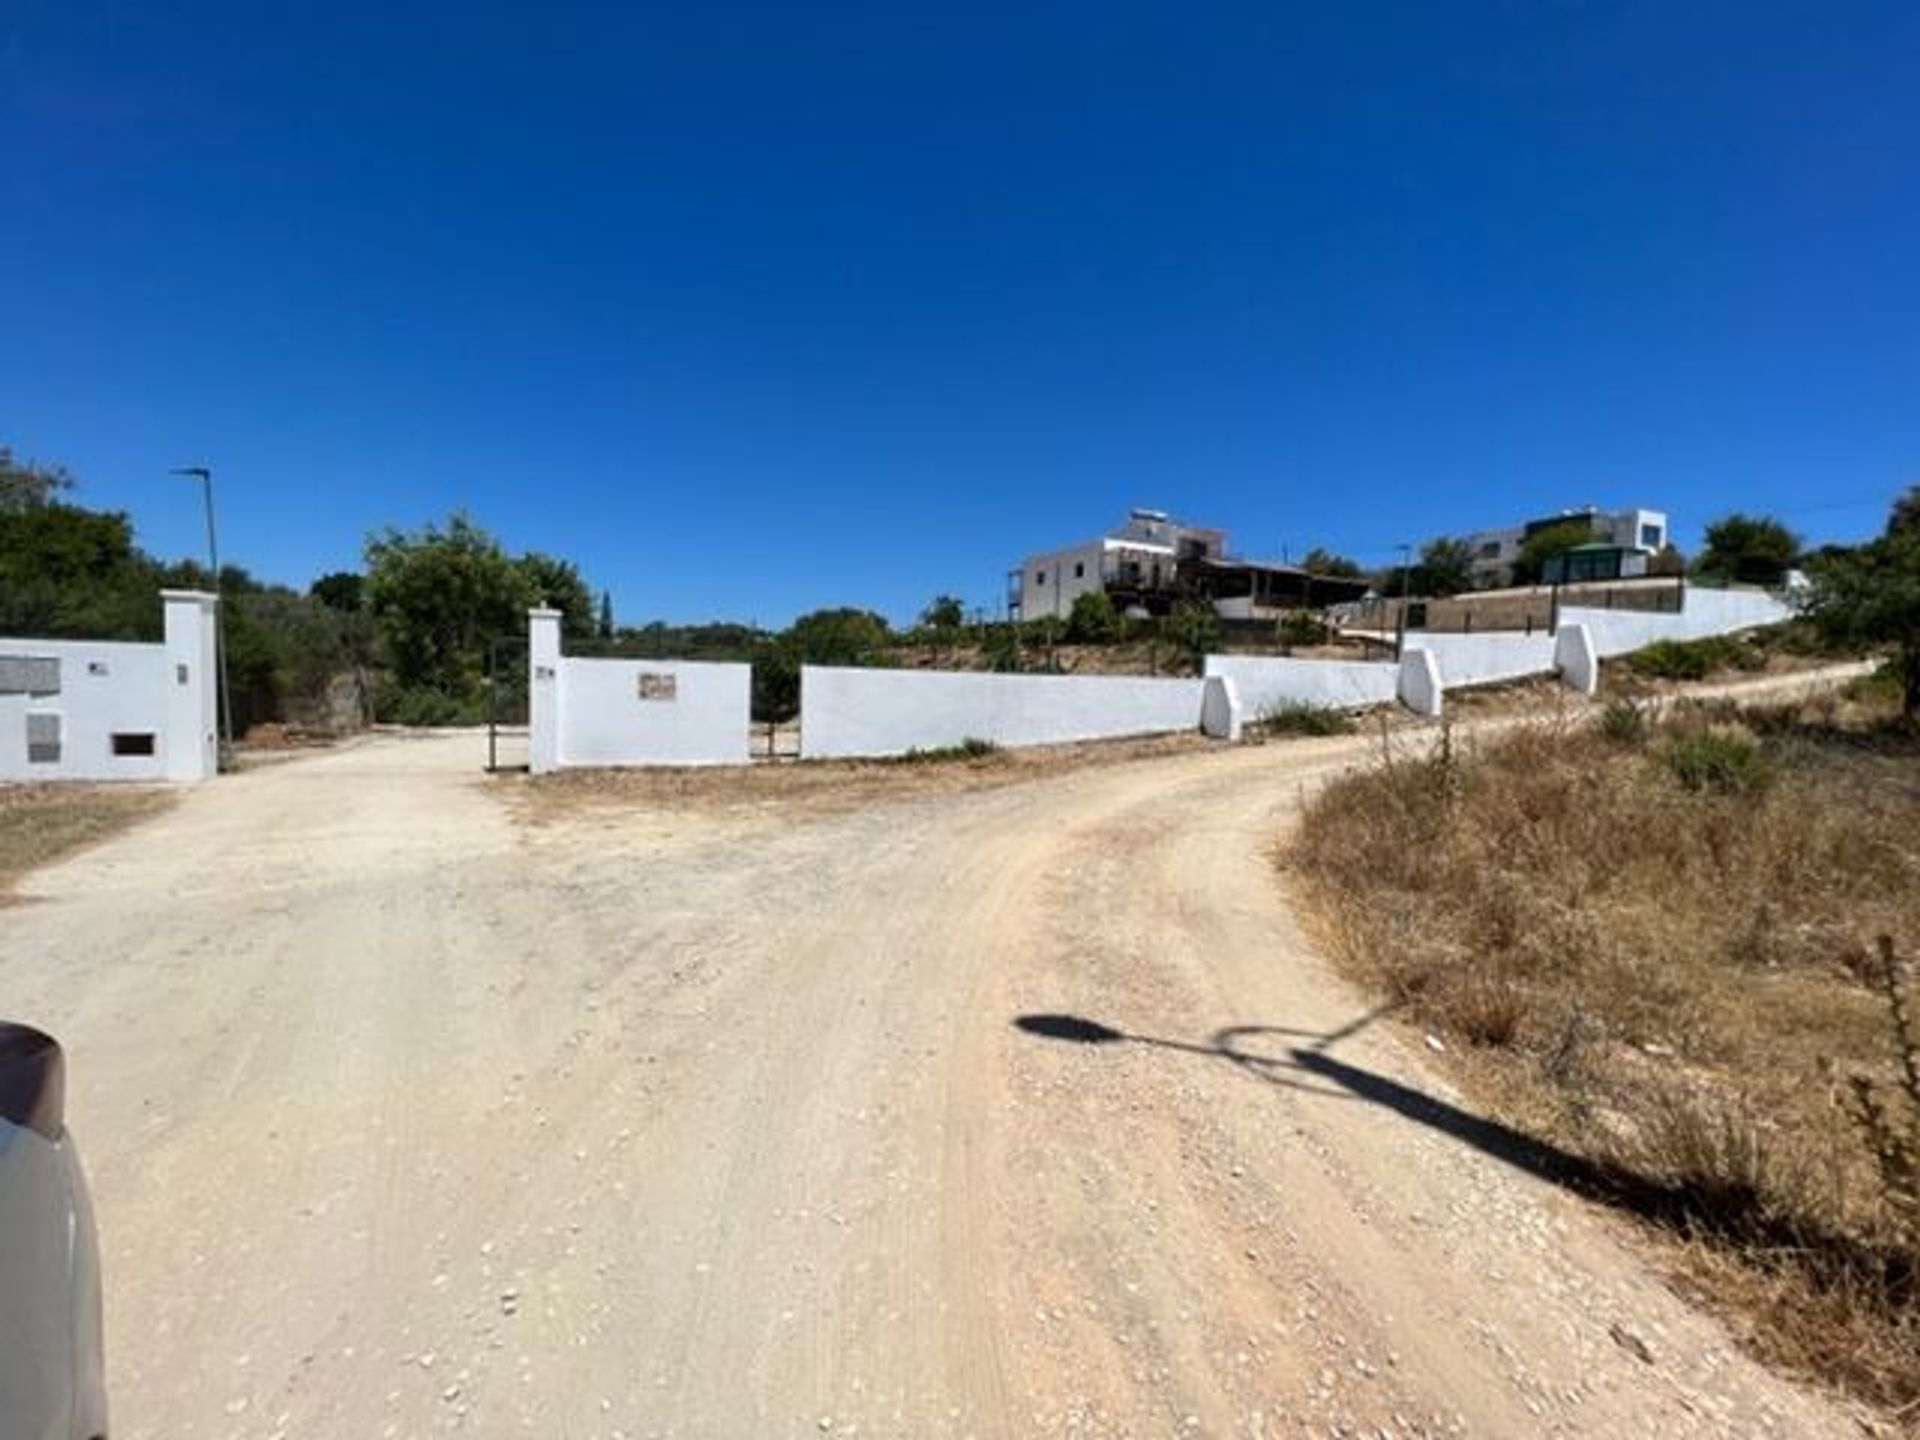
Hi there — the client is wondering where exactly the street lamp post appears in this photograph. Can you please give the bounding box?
[1394,542,1414,660]
[170,466,234,770]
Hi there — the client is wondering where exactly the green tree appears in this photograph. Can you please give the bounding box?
[1022,615,1065,671]
[1889,485,1920,538]
[918,593,966,664]
[0,500,157,638]
[365,514,536,711]
[1300,547,1362,578]
[749,608,893,723]
[980,622,1023,672]
[1276,610,1329,652]
[1695,513,1800,586]
[598,590,615,639]
[785,607,892,666]
[1415,537,1476,598]
[919,594,965,632]
[1514,520,1595,585]
[517,551,594,639]
[750,634,800,723]
[0,447,73,512]
[309,571,365,612]
[1066,589,1123,643]
[1646,544,1688,578]
[1802,520,1920,718]
[1163,601,1219,668]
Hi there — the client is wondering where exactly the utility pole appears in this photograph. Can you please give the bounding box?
[170,466,234,770]
[1394,542,1413,660]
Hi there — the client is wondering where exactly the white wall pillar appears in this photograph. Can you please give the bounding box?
[1200,673,1243,741]
[1398,646,1444,718]
[528,608,562,774]
[1554,622,1600,696]
[161,590,219,782]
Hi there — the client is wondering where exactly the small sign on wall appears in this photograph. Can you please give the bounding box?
[637,671,677,702]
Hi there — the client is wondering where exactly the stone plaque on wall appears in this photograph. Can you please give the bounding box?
[637,672,678,702]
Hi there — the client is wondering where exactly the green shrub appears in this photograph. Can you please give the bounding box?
[1066,591,1124,644]
[373,680,483,727]
[1628,635,1760,681]
[1661,729,1772,793]
[1843,663,1904,706]
[1260,700,1352,736]
[896,737,1000,764]
[979,624,1023,673]
[1275,611,1330,650]
[1598,698,1649,745]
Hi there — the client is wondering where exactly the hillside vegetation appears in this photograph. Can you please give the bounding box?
[1289,678,1920,1423]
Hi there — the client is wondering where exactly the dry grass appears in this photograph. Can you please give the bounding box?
[504,730,1215,827]
[1288,696,1920,1425]
[0,784,175,902]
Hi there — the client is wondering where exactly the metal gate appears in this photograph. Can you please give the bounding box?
[485,634,529,773]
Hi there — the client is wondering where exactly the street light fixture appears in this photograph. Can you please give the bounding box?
[1394,542,1414,660]
[170,466,234,770]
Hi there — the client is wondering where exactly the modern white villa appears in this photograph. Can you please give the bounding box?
[1463,505,1670,589]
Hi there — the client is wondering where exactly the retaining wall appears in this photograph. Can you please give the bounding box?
[1400,632,1557,687]
[1560,588,1790,658]
[1200,655,1398,713]
[799,666,1205,759]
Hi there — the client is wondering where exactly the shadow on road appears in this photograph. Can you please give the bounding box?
[1014,1005,1588,1183]
[1009,1007,1900,1282]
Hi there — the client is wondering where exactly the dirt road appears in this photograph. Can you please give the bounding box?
[1,716,1857,1438]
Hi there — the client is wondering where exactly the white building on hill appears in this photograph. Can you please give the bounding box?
[1464,505,1669,589]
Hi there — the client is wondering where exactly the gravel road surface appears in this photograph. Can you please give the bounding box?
[1,712,1857,1438]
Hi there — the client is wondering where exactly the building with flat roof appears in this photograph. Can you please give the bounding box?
[1009,510,1369,621]
[1463,505,1668,589]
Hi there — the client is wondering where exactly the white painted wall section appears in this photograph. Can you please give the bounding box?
[1403,632,1557,687]
[1560,588,1790,658]
[1398,648,1444,717]
[556,657,750,767]
[1201,655,1398,713]
[1200,675,1243,741]
[1555,623,1599,696]
[0,589,218,783]
[800,666,1205,759]
[527,608,751,771]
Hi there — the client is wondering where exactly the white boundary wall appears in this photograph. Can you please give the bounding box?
[1561,587,1790,658]
[528,610,750,772]
[0,590,218,783]
[1201,654,1398,713]
[800,666,1205,759]
[1401,632,1557,687]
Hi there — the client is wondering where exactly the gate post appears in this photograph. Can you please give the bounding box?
[161,589,220,782]
[528,608,562,774]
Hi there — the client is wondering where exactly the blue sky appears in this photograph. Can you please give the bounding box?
[3,3,1915,625]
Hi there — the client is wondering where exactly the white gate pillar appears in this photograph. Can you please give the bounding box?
[1398,646,1444,718]
[528,608,562,774]
[161,589,219,781]
[1200,673,1243,741]
[1554,622,1600,696]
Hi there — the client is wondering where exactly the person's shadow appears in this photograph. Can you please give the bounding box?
[1009,1008,1894,1280]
